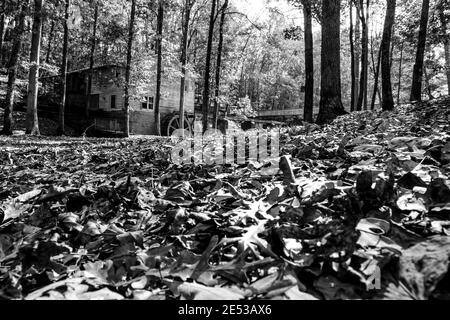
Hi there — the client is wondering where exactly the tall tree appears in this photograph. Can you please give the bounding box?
[202,0,216,132]
[26,0,44,136]
[316,0,346,124]
[179,0,195,134]
[356,0,370,111]
[303,0,314,123]
[354,3,361,111]
[154,0,164,136]
[370,34,382,110]
[0,0,6,66]
[45,19,55,64]
[57,0,70,136]
[212,0,229,129]
[350,0,356,112]
[85,1,99,118]
[397,40,404,105]
[410,0,430,102]
[2,1,28,135]
[123,0,137,138]
[380,0,396,111]
[437,0,450,95]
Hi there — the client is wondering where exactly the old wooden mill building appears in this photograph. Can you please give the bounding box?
[39,64,198,136]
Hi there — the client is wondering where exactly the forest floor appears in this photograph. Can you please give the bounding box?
[0,97,450,300]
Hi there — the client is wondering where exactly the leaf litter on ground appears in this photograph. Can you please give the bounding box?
[0,97,450,300]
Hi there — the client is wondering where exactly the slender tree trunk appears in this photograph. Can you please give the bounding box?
[410,0,430,102]
[423,64,433,99]
[438,0,450,95]
[365,0,370,110]
[357,0,369,111]
[26,0,44,136]
[85,2,98,118]
[444,41,450,96]
[381,0,396,111]
[397,41,404,105]
[202,0,216,132]
[179,0,193,134]
[354,4,361,111]
[45,19,55,63]
[303,0,314,122]
[213,0,229,129]
[124,0,137,138]
[155,0,164,136]
[0,0,6,67]
[316,0,346,125]
[370,35,382,110]
[350,0,356,112]
[389,37,395,69]
[2,1,28,135]
[57,0,70,136]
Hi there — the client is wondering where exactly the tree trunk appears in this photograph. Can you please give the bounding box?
[155,0,164,136]
[213,0,229,129]
[357,0,369,111]
[423,64,433,100]
[0,0,6,67]
[303,0,314,122]
[124,0,137,138]
[438,0,450,95]
[354,3,361,111]
[444,41,450,96]
[45,19,55,63]
[410,0,430,102]
[370,37,382,110]
[380,0,396,111]
[397,41,404,105]
[179,0,193,134]
[202,0,216,132]
[350,0,356,112]
[26,0,44,136]
[316,0,346,125]
[2,1,28,135]
[57,0,70,136]
[85,2,98,119]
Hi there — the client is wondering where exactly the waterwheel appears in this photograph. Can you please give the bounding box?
[161,113,193,137]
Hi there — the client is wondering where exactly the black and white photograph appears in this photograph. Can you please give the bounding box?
[0,0,449,306]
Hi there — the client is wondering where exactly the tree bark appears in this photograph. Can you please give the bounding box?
[2,1,28,135]
[124,0,137,138]
[202,0,216,132]
[397,41,404,105]
[444,40,450,96]
[438,0,450,95]
[370,36,382,110]
[155,0,164,136]
[356,0,369,111]
[178,0,193,134]
[57,0,70,136]
[303,0,314,122]
[45,19,55,63]
[213,0,229,129]
[380,0,396,111]
[354,3,361,111]
[423,64,433,100]
[410,0,430,102]
[26,0,44,136]
[85,2,98,119]
[350,0,356,112]
[316,0,346,125]
[0,0,6,67]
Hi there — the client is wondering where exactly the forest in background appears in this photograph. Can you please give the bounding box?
[0,0,448,135]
